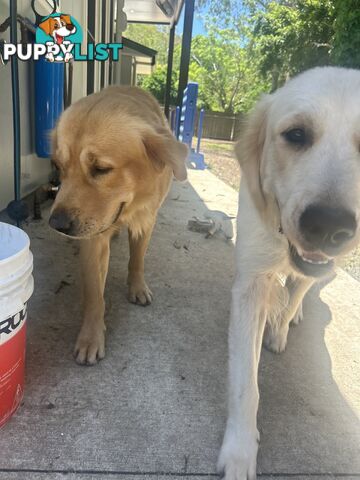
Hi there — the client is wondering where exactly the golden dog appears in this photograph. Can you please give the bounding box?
[49,86,188,365]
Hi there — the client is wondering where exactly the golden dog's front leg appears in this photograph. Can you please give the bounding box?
[127,223,155,306]
[74,232,111,365]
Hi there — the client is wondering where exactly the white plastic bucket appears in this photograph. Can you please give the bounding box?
[0,222,34,428]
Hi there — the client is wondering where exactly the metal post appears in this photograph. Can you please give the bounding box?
[177,0,195,107]
[87,0,96,95]
[132,58,137,85]
[108,0,115,85]
[196,108,205,153]
[10,0,20,203]
[164,23,175,119]
[100,0,107,89]
[175,106,180,139]
[114,0,127,84]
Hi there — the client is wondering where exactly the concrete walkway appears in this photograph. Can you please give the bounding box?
[1,170,359,479]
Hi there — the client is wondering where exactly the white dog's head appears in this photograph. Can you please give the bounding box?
[237,67,360,277]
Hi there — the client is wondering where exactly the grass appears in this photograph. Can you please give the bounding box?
[195,137,241,191]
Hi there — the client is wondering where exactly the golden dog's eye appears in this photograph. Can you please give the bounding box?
[91,165,114,177]
[282,128,307,146]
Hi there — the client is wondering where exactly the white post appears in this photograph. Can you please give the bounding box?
[113,0,127,84]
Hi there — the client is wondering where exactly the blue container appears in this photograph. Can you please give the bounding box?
[34,57,64,158]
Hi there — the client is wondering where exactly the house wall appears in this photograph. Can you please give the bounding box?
[0,0,151,212]
[0,0,88,211]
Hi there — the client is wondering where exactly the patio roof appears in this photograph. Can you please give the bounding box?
[122,37,157,63]
[123,0,184,25]
[122,37,157,75]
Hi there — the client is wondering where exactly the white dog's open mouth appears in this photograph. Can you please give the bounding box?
[289,243,334,277]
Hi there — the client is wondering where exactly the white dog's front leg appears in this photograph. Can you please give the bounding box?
[218,277,268,480]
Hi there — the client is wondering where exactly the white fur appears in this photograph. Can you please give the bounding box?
[218,67,360,479]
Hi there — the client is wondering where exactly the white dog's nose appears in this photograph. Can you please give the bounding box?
[300,205,356,251]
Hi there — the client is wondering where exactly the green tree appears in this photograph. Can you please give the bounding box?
[189,29,269,112]
[332,0,360,67]
[251,1,336,89]
[138,65,179,104]
[125,24,180,65]
[128,0,360,114]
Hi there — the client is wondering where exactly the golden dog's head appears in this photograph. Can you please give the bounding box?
[237,67,360,277]
[49,90,187,239]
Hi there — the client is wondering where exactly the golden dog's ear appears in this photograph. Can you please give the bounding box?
[39,17,56,36]
[235,94,272,214]
[143,128,188,181]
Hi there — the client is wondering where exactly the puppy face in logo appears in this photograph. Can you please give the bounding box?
[39,14,77,45]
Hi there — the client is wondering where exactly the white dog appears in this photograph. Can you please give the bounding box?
[218,67,360,480]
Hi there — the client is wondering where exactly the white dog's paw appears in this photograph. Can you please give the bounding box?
[291,302,303,325]
[218,430,259,480]
[263,323,289,353]
[45,53,55,62]
[74,323,106,366]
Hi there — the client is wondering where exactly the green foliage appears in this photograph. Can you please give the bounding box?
[126,1,360,114]
[125,24,180,65]
[332,0,360,67]
[189,30,270,112]
[138,65,179,105]
[251,1,336,89]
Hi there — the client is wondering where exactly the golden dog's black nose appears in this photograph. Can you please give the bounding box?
[300,205,356,251]
[49,210,77,235]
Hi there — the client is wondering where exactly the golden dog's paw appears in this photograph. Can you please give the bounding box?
[263,323,289,354]
[74,326,105,366]
[127,281,153,306]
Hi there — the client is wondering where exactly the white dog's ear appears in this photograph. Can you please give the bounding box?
[235,94,272,214]
[143,128,188,181]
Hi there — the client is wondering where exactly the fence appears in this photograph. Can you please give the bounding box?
[167,107,245,142]
[194,111,244,141]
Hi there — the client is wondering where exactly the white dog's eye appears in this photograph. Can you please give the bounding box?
[282,128,308,147]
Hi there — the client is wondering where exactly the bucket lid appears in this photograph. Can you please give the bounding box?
[0,222,30,268]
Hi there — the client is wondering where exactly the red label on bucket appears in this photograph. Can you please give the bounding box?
[0,304,27,428]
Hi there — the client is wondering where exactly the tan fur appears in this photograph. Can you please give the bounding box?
[50,86,188,365]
